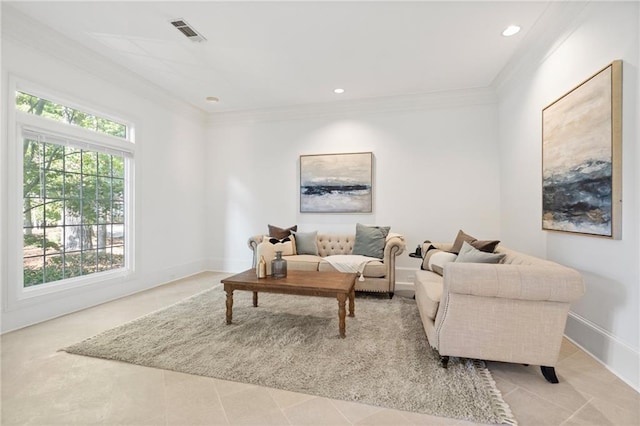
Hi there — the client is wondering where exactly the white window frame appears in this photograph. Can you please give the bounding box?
[7,76,136,307]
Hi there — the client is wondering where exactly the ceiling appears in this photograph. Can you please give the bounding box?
[6,1,577,114]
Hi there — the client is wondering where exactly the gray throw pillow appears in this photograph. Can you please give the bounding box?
[352,224,390,259]
[291,230,318,255]
[455,241,505,264]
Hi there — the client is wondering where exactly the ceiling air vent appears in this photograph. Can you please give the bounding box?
[170,18,207,43]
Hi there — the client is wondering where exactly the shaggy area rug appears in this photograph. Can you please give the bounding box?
[63,285,516,424]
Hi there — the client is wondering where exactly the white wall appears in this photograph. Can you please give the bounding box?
[205,93,502,283]
[0,11,208,332]
[497,2,639,389]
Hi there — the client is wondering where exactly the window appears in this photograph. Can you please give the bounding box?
[14,87,134,293]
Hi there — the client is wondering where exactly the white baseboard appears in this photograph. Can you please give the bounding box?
[205,257,252,274]
[565,311,640,392]
[1,258,207,333]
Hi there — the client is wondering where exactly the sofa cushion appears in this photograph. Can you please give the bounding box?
[428,251,458,276]
[291,230,319,255]
[268,224,297,239]
[422,247,457,276]
[414,270,443,321]
[353,224,390,259]
[283,255,322,271]
[455,241,506,264]
[318,258,385,277]
[262,235,296,256]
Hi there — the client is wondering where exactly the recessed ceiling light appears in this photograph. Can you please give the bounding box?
[502,25,521,37]
[333,88,345,94]
[206,96,219,103]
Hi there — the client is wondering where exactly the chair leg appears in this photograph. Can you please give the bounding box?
[541,366,559,383]
[440,355,449,369]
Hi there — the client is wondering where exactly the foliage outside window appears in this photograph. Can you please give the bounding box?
[16,91,127,139]
[17,91,130,288]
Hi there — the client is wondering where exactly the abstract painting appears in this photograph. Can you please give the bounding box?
[542,60,622,239]
[300,152,373,213]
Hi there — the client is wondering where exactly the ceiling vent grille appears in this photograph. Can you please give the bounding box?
[170,18,206,43]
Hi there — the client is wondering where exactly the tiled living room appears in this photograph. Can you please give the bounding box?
[2,2,639,425]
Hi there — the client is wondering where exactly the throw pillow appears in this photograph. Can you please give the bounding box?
[291,230,319,256]
[262,235,296,256]
[268,224,297,240]
[256,242,275,276]
[352,223,390,259]
[420,244,438,270]
[449,229,500,254]
[455,241,506,264]
[449,230,476,254]
[425,250,458,276]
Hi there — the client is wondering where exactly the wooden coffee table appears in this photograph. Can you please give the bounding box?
[221,269,357,338]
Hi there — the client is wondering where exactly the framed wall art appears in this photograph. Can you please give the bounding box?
[542,60,622,239]
[300,152,373,213]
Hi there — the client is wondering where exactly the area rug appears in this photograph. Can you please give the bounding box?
[62,285,516,425]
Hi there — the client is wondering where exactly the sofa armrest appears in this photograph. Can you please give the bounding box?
[383,234,406,261]
[247,234,266,267]
[443,263,584,303]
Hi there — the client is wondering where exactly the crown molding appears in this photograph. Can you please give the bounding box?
[492,1,592,95]
[1,4,207,123]
[207,86,496,126]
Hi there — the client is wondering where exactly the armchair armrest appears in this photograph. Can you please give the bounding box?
[247,234,266,267]
[443,263,584,303]
[383,234,406,260]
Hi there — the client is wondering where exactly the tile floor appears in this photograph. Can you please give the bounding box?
[2,272,639,426]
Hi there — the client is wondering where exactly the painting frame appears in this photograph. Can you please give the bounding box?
[300,152,373,213]
[542,60,622,239]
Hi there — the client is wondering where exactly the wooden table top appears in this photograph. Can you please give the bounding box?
[221,269,357,294]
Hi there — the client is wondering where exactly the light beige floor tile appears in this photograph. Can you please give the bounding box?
[585,383,640,426]
[503,387,574,426]
[355,408,415,425]
[282,397,351,425]
[330,399,384,424]
[558,338,580,361]
[212,378,258,397]
[219,386,291,425]
[560,400,619,426]
[268,387,317,410]
[488,361,591,413]
[399,410,466,425]
[164,370,230,425]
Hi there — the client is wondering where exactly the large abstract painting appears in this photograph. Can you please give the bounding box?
[542,60,622,239]
[300,152,373,213]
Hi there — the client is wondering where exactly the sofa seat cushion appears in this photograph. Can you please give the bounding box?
[318,258,385,278]
[283,255,323,271]
[414,270,443,321]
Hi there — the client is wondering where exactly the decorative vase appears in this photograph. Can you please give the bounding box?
[271,251,287,278]
[257,255,266,278]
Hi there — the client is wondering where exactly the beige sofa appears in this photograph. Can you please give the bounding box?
[414,242,584,383]
[248,233,405,296]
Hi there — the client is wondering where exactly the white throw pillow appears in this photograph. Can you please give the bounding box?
[262,235,296,256]
[428,251,458,275]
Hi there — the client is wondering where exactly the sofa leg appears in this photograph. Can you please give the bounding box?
[541,366,559,383]
[388,292,394,299]
[440,356,449,369]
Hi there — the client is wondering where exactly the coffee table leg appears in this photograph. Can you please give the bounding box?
[337,293,347,338]
[348,288,355,317]
[225,288,234,324]
[253,291,258,307]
